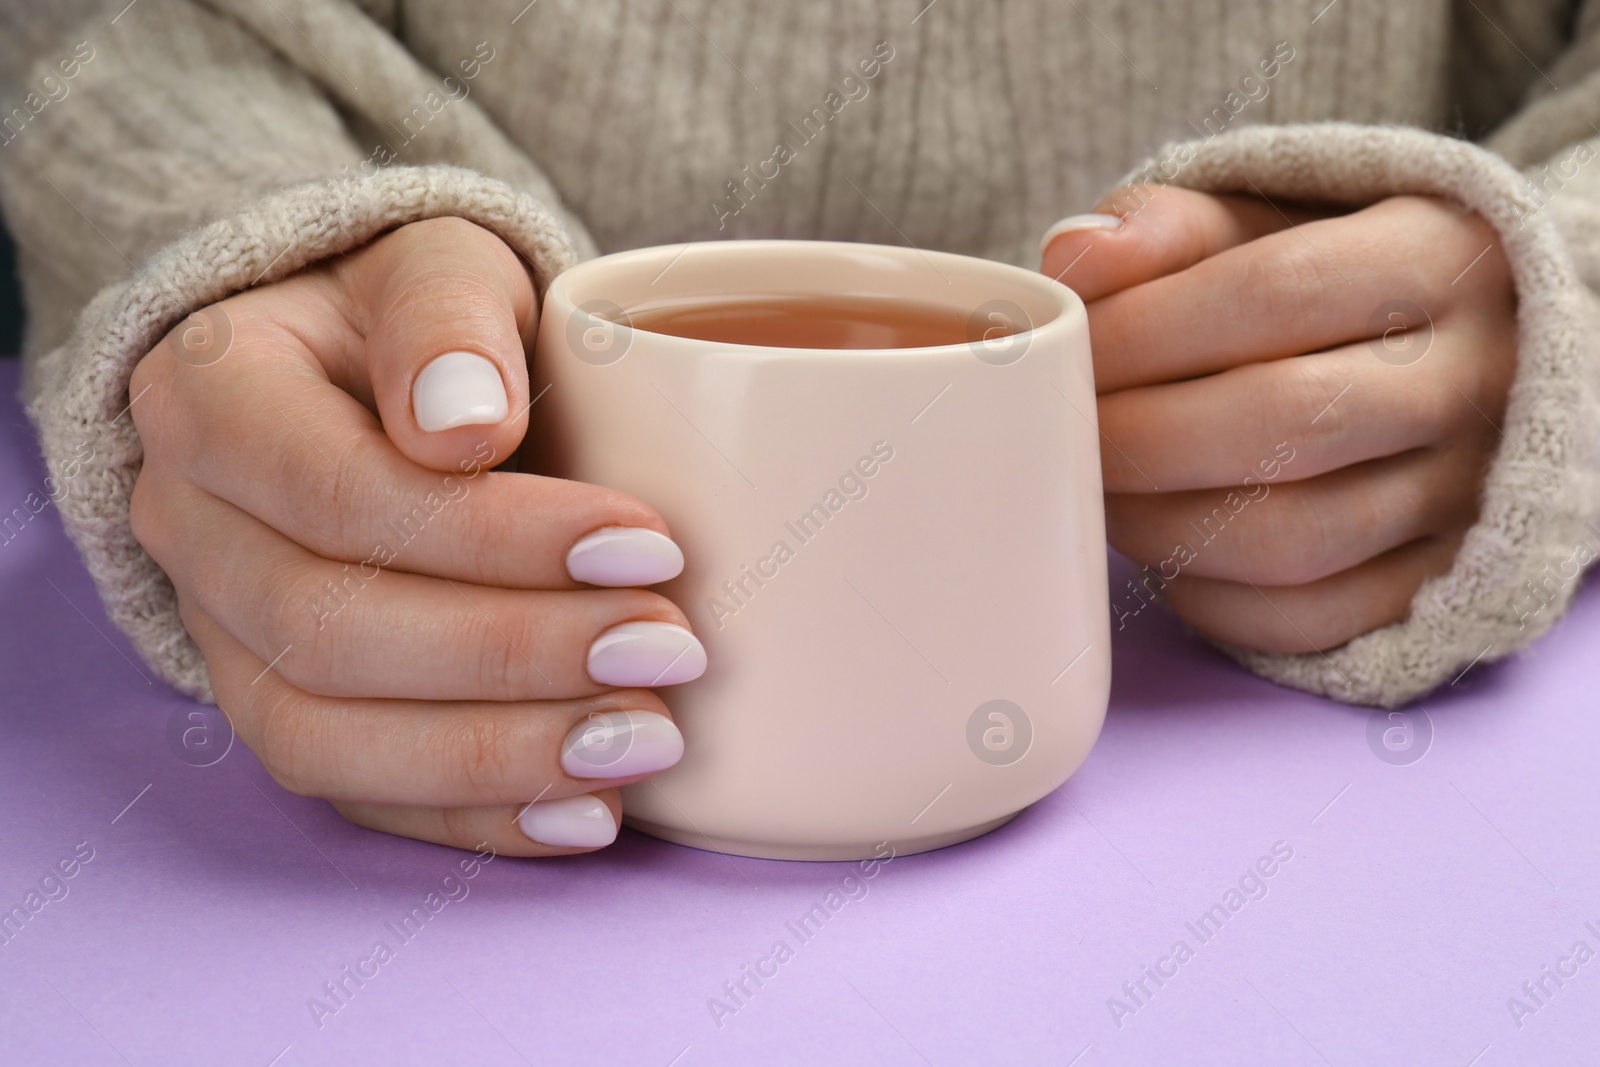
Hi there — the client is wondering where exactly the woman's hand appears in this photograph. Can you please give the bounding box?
[1041,187,1518,653]
[129,217,704,855]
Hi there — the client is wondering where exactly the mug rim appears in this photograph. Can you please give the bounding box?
[544,239,1084,358]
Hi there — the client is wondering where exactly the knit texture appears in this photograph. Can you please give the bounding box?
[2,0,1599,704]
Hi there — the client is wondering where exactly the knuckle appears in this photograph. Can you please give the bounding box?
[254,561,312,642]
[1168,210,1214,269]
[442,490,518,587]
[252,686,320,797]
[1429,198,1499,255]
[1276,357,1343,439]
[127,347,168,413]
[128,356,179,448]
[1163,189,1231,262]
[1454,212,1503,265]
[148,328,276,455]
[437,805,478,845]
[1197,480,1325,588]
[253,562,335,687]
[269,432,378,559]
[1409,376,1458,441]
[127,473,169,561]
[1258,490,1338,587]
[1391,466,1441,532]
[173,594,207,649]
[1392,197,1509,300]
[476,611,536,701]
[328,799,371,830]
[322,436,382,533]
[440,715,517,798]
[1242,243,1328,325]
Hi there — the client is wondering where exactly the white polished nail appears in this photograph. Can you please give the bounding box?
[1039,213,1123,255]
[587,621,707,687]
[412,351,509,431]
[561,710,684,779]
[566,527,685,587]
[517,794,618,848]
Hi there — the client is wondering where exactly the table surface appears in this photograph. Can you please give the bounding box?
[1,358,1596,1067]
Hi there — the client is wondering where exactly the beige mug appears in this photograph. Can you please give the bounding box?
[529,240,1109,860]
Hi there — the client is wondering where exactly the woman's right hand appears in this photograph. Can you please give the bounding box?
[129,217,705,855]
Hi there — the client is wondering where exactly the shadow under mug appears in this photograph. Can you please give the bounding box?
[529,240,1109,860]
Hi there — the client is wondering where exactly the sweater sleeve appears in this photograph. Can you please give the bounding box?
[0,0,593,700]
[1116,72,1600,703]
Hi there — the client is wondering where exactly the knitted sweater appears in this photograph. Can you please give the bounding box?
[1,0,1597,707]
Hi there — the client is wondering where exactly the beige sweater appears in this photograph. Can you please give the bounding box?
[2,0,1598,707]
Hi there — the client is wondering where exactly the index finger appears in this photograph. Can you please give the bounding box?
[1086,196,1482,394]
[1040,184,1333,303]
[157,310,682,591]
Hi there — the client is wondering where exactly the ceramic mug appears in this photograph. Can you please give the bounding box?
[528,240,1109,860]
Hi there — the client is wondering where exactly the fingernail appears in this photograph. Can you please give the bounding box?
[1039,213,1123,256]
[566,527,685,587]
[561,710,684,779]
[412,351,509,431]
[586,621,707,687]
[517,794,618,848]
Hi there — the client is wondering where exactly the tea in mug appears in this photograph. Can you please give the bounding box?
[626,293,1006,350]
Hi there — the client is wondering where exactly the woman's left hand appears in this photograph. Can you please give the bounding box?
[1040,187,1518,652]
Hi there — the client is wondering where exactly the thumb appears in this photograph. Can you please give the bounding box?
[1038,184,1327,302]
[356,216,538,472]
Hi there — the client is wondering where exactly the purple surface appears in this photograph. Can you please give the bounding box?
[1,355,1596,1067]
